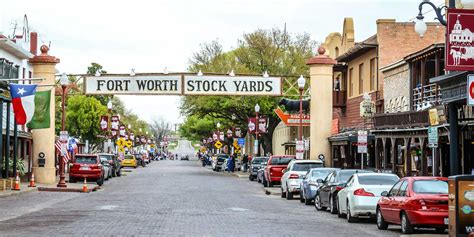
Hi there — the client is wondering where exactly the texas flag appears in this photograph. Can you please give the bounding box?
[10,83,38,125]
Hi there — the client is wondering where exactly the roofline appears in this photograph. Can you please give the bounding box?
[0,38,34,60]
[380,59,407,72]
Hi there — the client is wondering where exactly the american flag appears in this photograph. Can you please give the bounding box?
[55,140,71,164]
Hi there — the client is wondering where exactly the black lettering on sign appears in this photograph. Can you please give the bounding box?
[147,80,155,90]
[107,80,116,91]
[162,80,169,91]
[250,81,257,92]
[97,80,105,91]
[257,81,264,91]
[241,81,248,91]
[219,81,227,91]
[203,81,210,91]
[187,80,195,91]
[155,80,162,91]
[195,81,202,91]
[124,80,131,91]
[115,80,124,91]
[136,80,146,90]
[265,81,273,92]
[234,81,242,91]
[170,80,178,91]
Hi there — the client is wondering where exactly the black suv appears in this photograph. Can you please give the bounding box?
[249,157,269,181]
[98,153,122,177]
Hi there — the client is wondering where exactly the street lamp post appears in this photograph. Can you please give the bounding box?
[107,100,112,153]
[57,73,69,188]
[297,75,306,159]
[217,122,221,154]
[254,104,260,156]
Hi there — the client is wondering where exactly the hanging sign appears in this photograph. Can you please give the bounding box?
[85,75,182,95]
[248,118,257,134]
[119,125,126,137]
[100,116,108,131]
[226,129,233,138]
[258,117,267,133]
[184,75,281,96]
[234,127,242,138]
[468,74,474,106]
[360,93,375,119]
[219,132,224,141]
[111,116,119,131]
[446,9,474,71]
[274,107,310,126]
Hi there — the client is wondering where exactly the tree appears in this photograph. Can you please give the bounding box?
[181,28,317,154]
[65,95,108,150]
[86,62,110,106]
[149,116,172,142]
[179,115,219,141]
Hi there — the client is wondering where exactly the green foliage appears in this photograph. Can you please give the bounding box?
[87,62,107,75]
[65,95,108,145]
[1,158,26,176]
[181,28,317,152]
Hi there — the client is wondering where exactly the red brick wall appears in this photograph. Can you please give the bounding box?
[333,92,377,131]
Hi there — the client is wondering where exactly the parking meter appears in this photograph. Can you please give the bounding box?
[448,175,474,237]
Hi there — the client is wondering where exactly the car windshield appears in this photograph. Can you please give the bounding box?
[338,170,372,183]
[270,157,293,165]
[124,156,134,160]
[99,155,113,161]
[252,158,269,164]
[358,175,399,185]
[413,180,448,194]
[75,156,96,164]
[292,163,323,172]
[218,156,228,161]
[311,169,336,179]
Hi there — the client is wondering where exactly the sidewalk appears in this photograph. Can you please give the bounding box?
[229,171,249,179]
[0,182,38,198]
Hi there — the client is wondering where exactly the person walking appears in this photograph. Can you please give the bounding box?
[242,154,248,172]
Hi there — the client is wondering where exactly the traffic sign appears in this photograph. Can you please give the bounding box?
[468,75,474,106]
[214,141,223,149]
[116,138,125,147]
[118,147,125,153]
[59,131,68,142]
[237,138,245,146]
[357,130,368,154]
[428,127,439,148]
[125,140,133,148]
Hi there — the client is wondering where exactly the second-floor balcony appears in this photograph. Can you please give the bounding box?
[374,110,429,129]
[412,83,441,111]
[333,90,346,108]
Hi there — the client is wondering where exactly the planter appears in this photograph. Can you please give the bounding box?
[0,179,6,191]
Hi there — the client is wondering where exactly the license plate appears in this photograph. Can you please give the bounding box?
[444,218,449,225]
[80,166,91,170]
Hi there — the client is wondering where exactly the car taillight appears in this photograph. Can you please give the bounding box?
[408,199,428,210]
[353,188,375,196]
[335,185,344,191]
[289,174,299,179]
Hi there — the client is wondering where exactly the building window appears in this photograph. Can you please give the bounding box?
[335,47,339,58]
[370,58,376,91]
[359,63,364,94]
[349,68,354,97]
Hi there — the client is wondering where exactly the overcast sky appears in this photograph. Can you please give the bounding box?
[1,0,444,124]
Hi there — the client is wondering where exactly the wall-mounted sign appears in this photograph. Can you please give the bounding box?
[360,93,375,119]
[274,107,310,126]
[85,74,282,96]
[468,74,474,106]
[446,9,474,71]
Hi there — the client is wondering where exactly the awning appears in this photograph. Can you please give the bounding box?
[429,71,467,84]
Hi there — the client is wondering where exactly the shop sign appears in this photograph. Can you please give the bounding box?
[237,138,245,146]
[274,107,310,126]
[429,108,440,126]
[184,75,281,96]
[446,9,474,71]
[360,93,375,119]
[468,74,474,106]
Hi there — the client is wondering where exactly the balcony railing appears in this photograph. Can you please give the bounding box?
[333,90,346,107]
[374,110,429,129]
[412,83,441,111]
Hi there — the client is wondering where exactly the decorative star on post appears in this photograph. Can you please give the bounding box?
[17,87,26,96]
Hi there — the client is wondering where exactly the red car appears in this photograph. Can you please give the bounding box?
[69,154,106,186]
[376,176,448,234]
[263,155,295,187]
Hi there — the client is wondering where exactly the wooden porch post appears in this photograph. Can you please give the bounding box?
[405,138,412,177]
[382,138,388,171]
[391,138,396,174]
[419,137,427,176]
[375,138,380,171]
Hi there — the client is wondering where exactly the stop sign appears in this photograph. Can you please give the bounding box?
[469,75,474,106]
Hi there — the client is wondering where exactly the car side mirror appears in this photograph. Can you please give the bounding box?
[316,179,324,184]
[381,191,389,197]
[282,169,287,173]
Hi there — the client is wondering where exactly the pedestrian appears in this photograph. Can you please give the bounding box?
[231,154,237,173]
[242,154,248,172]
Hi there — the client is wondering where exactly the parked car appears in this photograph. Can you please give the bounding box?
[122,155,138,168]
[315,169,373,213]
[249,157,269,181]
[376,177,449,234]
[181,155,189,161]
[256,166,266,183]
[300,168,340,205]
[98,153,122,177]
[69,154,106,186]
[212,154,228,172]
[281,160,324,200]
[99,157,113,180]
[263,156,295,187]
[337,173,399,222]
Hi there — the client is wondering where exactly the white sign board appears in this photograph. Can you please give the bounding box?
[296,140,304,152]
[85,75,182,95]
[468,75,474,106]
[60,131,69,142]
[428,127,438,148]
[253,140,259,155]
[357,130,368,154]
[296,152,304,160]
[184,75,281,96]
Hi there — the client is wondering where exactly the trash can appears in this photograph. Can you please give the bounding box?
[448,175,474,237]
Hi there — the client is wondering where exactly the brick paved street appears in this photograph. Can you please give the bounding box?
[0,160,445,236]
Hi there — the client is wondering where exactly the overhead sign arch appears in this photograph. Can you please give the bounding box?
[84,73,282,96]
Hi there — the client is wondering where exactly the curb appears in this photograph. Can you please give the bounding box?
[0,187,38,199]
[230,173,248,178]
[38,185,100,193]
[263,187,281,196]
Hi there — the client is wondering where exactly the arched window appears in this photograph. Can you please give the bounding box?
[335,47,340,58]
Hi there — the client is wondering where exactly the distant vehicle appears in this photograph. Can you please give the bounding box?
[98,153,122,177]
[121,155,138,168]
[337,173,399,222]
[280,159,324,200]
[181,155,189,161]
[135,154,146,167]
[212,155,228,172]
[256,166,266,184]
[315,169,373,213]
[99,157,113,180]
[69,154,106,186]
[300,168,340,205]
[263,156,295,187]
[249,157,269,181]
[376,177,449,234]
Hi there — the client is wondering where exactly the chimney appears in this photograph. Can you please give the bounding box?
[30,32,38,55]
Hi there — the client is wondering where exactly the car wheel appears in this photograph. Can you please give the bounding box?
[299,190,304,203]
[281,188,286,198]
[304,195,312,205]
[286,188,293,200]
[315,194,324,211]
[249,175,254,181]
[346,201,357,223]
[330,195,337,214]
[376,207,388,230]
[263,178,268,187]
[97,174,104,186]
[401,212,413,234]
[337,200,345,218]
[112,168,117,177]
[69,176,76,183]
